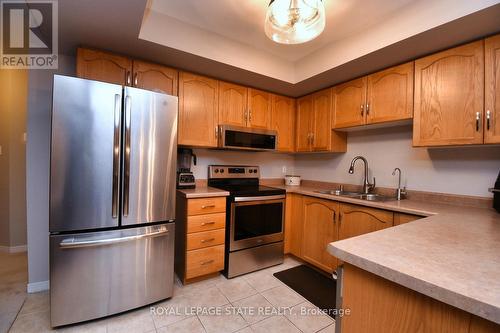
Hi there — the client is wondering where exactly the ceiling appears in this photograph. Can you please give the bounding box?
[147,0,416,62]
[58,0,500,96]
[140,0,500,83]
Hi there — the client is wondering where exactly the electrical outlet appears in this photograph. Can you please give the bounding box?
[23,132,27,142]
[282,166,287,174]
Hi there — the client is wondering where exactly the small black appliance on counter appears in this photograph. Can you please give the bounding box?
[176,148,196,189]
[491,170,500,213]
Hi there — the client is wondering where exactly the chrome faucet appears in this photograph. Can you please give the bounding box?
[348,156,375,194]
[392,167,407,200]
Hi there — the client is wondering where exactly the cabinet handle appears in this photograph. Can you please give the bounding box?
[201,259,214,266]
[360,104,364,117]
[201,204,215,209]
[201,221,215,226]
[244,110,248,123]
[134,73,138,86]
[486,110,491,131]
[201,238,215,243]
[126,71,131,85]
[476,112,481,132]
[215,126,219,139]
[249,109,252,122]
[333,212,336,224]
[366,103,370,115]
[339,213,342,226]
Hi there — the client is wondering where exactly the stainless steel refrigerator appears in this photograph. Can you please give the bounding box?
[49,75,177,327]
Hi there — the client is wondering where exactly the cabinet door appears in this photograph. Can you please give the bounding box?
[366,62,414,124]
[76,48,132,85]
[485,35,500,144]
[272,94,296,152]
[178,72,219,147]
[284,194,303,257]
[301,197,339,273]
[312,89,332,151]
[393,213,422,226]
[296,95,314,152]
[333,77,366,129]
[132,60,178,95]
[339,204,393,240]
[413,41,484,146]
[218,82,248,127]
[248,88,272,129]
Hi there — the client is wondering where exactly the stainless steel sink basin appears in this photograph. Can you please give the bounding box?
[314,190,362,196]
[354,194,395,202]
[314,190,397,202]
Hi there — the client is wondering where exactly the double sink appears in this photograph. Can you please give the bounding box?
[314,189,397,202]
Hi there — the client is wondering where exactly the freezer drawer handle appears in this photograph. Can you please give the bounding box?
[59,227,168,249]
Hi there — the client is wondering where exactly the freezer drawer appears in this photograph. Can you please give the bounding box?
[50,223,174,327]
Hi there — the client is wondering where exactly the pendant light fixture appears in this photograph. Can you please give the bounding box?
[264,0,326,44]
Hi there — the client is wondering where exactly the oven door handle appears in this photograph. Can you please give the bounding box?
[233,195,285,202]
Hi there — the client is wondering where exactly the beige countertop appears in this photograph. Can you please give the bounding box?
[281,185,500,324]
[177,186,229,198]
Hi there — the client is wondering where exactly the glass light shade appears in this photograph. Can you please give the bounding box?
[264,0,325,44]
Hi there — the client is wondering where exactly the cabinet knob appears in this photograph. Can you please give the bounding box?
[366,103,370,115]
[126,71,131,85]
[360,104,364,116]
[476,112,481,132]
[134,73,138,86]
[486,110,491,131]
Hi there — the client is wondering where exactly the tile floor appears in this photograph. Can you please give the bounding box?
[9,256,335,333]
[0,251,27,333]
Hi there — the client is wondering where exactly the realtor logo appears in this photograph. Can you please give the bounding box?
[1,0,58,69]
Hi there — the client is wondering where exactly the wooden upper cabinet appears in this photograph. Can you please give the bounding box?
[218,82,248,127]
[296,95,314,152]
[178,72,219,147]
[76,48,132,85]
[333,77,366,129]
[311,89,332,151]
[132,60,178,95]
[248,88,272,129]
[366,62,414,124]
[339,204,393,240]
[413,41,484,147]
[302,197,339,273]
[271,94,296,152]
[485,34,500,144]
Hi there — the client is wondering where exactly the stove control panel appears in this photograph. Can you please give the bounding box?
[208,165,260,179]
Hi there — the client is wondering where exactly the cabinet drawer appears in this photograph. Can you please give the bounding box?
[186,245,224,279]
[188,197,226,216]
[187,213,226,233]
[187,229,225,250]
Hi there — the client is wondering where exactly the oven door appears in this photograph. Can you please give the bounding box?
[230,195,285,251]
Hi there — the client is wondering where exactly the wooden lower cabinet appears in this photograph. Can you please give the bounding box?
[338,203,393,240]
[394,212,423,225]
[301,197,339,273]
[340,263,499,333]
[175,194,226,283]
[284,194,304,257]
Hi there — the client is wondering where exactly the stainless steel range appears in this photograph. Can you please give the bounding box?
[208,165,285,278]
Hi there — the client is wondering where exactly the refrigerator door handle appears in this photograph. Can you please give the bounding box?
[111,94,121,218]
[123,95,132,217]
[59,226,169,249]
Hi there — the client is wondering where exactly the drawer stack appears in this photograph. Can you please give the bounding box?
[175,195,227,283]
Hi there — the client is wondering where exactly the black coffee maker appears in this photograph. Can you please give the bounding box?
[177,148,196,189]
[491,169,500,213]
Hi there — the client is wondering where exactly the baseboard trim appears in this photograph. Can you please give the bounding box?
[0,244,27,253]
[27,280,49,293]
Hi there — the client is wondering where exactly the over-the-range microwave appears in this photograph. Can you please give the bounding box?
[218,125,277,151]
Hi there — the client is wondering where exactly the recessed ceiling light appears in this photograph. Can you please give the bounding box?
[264,0,326,45]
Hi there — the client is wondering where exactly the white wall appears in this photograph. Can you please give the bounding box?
[294,126,500,198]
[191,149,294,180]
[26,55,75,291]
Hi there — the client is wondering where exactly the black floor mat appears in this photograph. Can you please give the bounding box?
[273,264,336,316]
